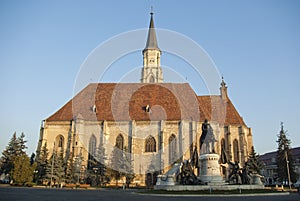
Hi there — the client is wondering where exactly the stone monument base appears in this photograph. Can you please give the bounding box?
[155,163,180,186]
[199,153,224,184]
[156,175,176,186]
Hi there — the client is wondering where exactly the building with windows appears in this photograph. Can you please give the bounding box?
[259,147,300,185]
[36,13,253,186]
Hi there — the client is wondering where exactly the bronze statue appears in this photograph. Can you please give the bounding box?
[200,120,209,150]
[228,161,241,184]
[178,160,199,185]
[200,119,217,153]
[241,162,251,184]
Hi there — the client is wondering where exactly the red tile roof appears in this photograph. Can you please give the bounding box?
[197,96,245,125]
[46,83,246,126]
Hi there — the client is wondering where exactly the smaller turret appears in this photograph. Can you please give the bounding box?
[220,76,228,100]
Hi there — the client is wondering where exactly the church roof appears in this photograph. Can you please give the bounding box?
[46,83,246,126]
[144,12,160,51]
[197,96,246,125]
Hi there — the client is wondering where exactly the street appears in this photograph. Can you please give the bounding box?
[0,186,299,201]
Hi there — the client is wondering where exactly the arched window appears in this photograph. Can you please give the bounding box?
[145,136,156,152]
[233,139,239,162]
[116,134,124,150]
[55,135,64,151]
[89,135,97,157]
[149,75,155,83]
[58,136,63,147]
[168,134,177,164]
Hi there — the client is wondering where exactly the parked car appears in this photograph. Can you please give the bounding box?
[294,180,300,193]
[0,178,9,184]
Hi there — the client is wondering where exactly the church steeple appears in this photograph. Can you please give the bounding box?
[144,12,160,51]
[141,11,163,83]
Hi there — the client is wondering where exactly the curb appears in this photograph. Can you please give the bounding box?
[136,192,290,197]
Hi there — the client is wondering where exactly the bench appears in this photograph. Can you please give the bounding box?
[79,184,90,189]
[64,184,77,189]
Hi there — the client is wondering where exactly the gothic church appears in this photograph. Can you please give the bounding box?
[36,13,253,186]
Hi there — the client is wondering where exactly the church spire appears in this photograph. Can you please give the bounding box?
[144,11,160,51]
[141,10,163,83]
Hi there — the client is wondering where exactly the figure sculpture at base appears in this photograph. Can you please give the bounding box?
[241,162,251,184]
[178,160,200,185]
[228,161,242,184]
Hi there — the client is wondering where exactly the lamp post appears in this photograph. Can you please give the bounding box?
[285,150,291,190]
[33,170,38,185]
[50,142,55,188]
[75,155,82,185]
[93,167,99,186]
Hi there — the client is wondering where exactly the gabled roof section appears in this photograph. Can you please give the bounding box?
[144,12,160,51]
[197,95,246,126]
[46,83,247,126]
[47,83,200,122]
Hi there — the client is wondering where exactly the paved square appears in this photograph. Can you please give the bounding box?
[0,186,299,201]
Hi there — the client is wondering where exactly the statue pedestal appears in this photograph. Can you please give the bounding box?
[251,174,263,185]
[156,175,176,186]
[199,153,224,184]
[155,163,180,186]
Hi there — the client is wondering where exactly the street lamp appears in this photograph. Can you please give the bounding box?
[93,167,99,186]
[50,142,55,188]
[75,155,82,185]
[33,170,38,184]
[285,151,291,190]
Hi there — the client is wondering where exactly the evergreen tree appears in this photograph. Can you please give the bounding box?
[53,152,65,184]
[246,146,264,174]
[73,153,84,184]
[11,154,35,184]
[109,146,123,186]
[0,132,29,183]
[95,146,106,172]
[45,153,53,182]
[30,153,35,165]
[276,122,297,185]
[65,153,75,184]
[0,132,20,175]
[89,145,107,186]
[120,147,135,187]
[35,143,49,184]
[147,153,160,173]
[17,132,27,155]
[46,151,66,186]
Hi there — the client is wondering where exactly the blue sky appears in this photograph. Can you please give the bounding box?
[0,0,299,155]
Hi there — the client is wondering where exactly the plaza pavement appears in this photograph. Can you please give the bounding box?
[0,185,299,201]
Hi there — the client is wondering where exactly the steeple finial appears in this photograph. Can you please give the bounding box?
[150,6,153,15]
[221,75,226,87]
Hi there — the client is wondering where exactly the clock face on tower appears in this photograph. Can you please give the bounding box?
[149,58,155,63]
